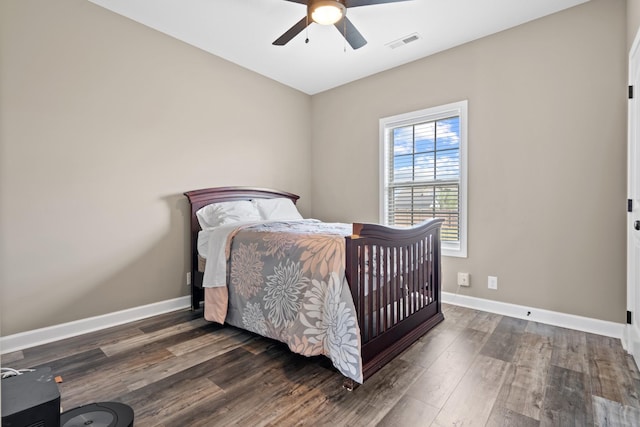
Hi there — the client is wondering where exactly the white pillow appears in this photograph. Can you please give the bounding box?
[196,200,261,229]
[252,198,303,221]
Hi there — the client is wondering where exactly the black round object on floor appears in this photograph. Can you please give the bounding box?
[60,402,134,427]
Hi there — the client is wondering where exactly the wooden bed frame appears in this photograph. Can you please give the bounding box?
[184,186,444,384]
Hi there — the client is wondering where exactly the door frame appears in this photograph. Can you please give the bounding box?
[627,28,640,364]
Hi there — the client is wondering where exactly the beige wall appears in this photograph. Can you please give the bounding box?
[311,0,627,322]
[0,0,311,335]
[0,0,628,337]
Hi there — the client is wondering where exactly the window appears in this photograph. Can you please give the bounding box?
[380,100,467,258]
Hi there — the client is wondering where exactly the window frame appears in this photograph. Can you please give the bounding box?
[379,100,468,258]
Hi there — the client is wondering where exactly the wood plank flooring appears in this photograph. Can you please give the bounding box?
[3,304,640,426]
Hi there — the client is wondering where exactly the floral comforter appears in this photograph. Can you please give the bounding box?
[223,220,363,383]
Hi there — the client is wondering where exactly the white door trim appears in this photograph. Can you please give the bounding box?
[626,28,640,363]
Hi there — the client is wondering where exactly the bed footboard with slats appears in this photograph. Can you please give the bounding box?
[345,219,445,382]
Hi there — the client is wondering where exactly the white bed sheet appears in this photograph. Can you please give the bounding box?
[199,222,254,288]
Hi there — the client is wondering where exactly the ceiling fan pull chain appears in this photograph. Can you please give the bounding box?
[305,14,310,44]
[343,10,347,52]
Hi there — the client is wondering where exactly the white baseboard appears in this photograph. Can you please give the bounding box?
[1,293,624,355]
[0,296,191,354]
[442,292,625,340]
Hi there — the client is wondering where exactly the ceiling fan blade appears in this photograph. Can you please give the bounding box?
[273,16,309,46]
[283,0,307,3]
[347,0,412,7]
[335,16,367,50]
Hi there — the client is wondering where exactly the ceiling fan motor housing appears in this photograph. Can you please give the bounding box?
[309,0,347,25]
[273,0,412,49]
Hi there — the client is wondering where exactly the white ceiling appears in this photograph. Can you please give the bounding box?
[88,0,590,95]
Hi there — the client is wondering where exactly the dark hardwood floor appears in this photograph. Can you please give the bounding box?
[3,304,640,426]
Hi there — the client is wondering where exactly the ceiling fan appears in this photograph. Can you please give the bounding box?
[272,0,413,50]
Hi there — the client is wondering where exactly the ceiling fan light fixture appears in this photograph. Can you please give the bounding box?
[310,0,346,26]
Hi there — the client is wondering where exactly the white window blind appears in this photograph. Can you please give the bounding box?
[380,101,467,258]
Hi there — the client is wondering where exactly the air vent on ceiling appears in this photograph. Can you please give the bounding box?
[386,33,420,49]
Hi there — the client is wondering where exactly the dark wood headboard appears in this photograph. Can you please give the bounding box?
[184,186,300,234]
[183,186,300,309]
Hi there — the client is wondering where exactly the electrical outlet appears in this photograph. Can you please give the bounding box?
[457,272,470,287]
[186,272,192,286]
[488,276,498,290]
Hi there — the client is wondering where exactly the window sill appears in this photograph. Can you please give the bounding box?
[442,244,467,258]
